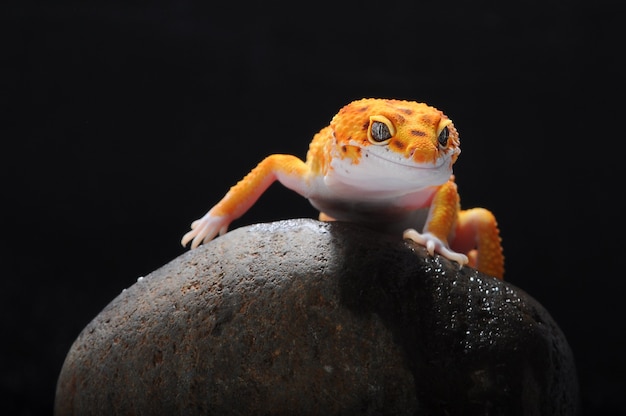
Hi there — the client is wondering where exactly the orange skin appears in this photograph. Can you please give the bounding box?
[182,99,504,279]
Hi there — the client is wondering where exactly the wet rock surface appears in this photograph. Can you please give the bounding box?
[55,219,579,415]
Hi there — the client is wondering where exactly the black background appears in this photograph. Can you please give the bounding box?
[2,0,623,414]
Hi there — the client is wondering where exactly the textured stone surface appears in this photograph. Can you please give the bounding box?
[55,219,579,415]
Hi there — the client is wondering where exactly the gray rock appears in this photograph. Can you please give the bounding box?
[55,219,579,415]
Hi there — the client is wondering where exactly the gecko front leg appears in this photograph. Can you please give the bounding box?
[182,154,312,248]
[403,178,469,268]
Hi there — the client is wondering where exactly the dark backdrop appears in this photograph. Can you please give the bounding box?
[2,1,622,414]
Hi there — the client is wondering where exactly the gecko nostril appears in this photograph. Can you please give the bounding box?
[407,147,419,162]
[410,147,434,164]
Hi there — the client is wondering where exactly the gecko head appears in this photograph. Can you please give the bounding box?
[328,98,461,190]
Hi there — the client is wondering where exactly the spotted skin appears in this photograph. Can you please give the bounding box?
[182,98,504,279]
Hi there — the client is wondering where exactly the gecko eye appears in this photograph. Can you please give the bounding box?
[438,126,449,148]
[371,122,391,142]
[367,115,395,145]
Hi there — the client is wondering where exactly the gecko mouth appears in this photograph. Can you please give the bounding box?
[364,147,450,170]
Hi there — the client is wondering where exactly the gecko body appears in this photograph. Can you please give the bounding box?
[182,98,504,279]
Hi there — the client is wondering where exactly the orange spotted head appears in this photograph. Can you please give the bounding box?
[330,98,460,166]
[326,98,461,191]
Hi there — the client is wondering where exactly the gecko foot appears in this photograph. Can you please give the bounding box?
[181,213,230,249]
[403,229,469,268]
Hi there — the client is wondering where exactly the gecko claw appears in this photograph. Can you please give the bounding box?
[181,213,230,249]
[403,228,469,268]
[425,239,436,256]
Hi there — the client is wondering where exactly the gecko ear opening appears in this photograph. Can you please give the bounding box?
[367,115,395,145]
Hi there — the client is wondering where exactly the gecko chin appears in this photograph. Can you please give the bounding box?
[328,149,453,194]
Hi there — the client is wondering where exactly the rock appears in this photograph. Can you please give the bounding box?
[55,219,579,415]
